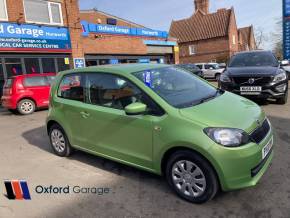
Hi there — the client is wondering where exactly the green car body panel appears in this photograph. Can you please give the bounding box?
[47,64,274,191]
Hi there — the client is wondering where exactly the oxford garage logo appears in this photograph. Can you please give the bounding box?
[4,180,31,200]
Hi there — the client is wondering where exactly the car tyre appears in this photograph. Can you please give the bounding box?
[49,124,72,157]
[17,99,35,115]
[215,74,221,81]
[166,150,218,204]
[276,91,288,105]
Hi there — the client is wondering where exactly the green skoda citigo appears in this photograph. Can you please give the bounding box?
[46,64,274,203]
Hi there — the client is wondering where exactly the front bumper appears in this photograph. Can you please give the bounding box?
[220,80,288,99]
[210,129,274,191]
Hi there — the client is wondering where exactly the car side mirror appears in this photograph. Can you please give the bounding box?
[210,67,214,70]
[125,102,147,115]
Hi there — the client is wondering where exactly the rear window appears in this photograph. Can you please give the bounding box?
[4,79,13,88]
[24,77,48,87]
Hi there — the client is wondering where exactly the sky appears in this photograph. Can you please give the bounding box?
[79,0,282,49]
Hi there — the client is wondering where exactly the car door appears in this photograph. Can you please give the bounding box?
[78,73,158,169]
[204,64,214,79]
[57,74,88,146]
[23,76,49,107]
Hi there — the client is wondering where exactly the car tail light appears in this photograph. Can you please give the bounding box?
[16,82,25,92]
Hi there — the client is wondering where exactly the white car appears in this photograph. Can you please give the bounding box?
[195,63,224,80]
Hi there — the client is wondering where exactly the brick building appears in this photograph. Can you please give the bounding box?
[0,0,179,98]
[169,0,256,64]
[79,9,179,66]
[0,0,83,97]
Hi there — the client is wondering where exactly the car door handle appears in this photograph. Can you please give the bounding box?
[80,111,90,118]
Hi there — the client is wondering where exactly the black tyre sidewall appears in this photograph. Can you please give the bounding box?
[166,150,218,204]
[49,124,72,157]
[277,90,288,105]
[17,99,35,115]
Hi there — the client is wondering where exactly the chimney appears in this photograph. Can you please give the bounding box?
[194,0,209,14]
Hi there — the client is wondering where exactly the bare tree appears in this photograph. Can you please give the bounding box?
[254,27,268,49]
[271,19,283,59]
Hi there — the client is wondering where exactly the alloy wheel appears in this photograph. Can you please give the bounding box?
[50,129,66,153]
[171,160,207,198]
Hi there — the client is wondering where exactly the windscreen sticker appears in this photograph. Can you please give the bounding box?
[144,71,152,88]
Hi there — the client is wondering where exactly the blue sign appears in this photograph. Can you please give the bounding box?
[109,59,119,64]
[81,21,168,39]
[285,0,290,17]
[139,58,150,64]
[284,0,290,59]
[74,58,86,69]
[0,22,71,51]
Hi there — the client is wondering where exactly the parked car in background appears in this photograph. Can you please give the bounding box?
[176,64,204,78]
[220,50,288,104]
[195,63,224,80]
[219,63,227,69]
[47,64,273,204]
[280,60,290,80]
[1,73,56,115]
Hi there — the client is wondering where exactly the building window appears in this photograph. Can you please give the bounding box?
[0,0,8,21]
[24,0,63,25]
[57,58,70,72]
[232,35,236,45]
[189,45,196,55]
[42,58,56,73]
[5,58,23,78]
[24,58,40,74]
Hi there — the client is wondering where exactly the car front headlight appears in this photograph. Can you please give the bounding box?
[204,128,250,147]
[220,73,231,82]
[273,72,287,82]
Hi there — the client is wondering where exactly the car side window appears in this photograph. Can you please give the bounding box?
[46,76,56,85]
[85,73,165,115]
[196,65,202,69]
[205,64,211,69]
[58,74,84,102]
[24,76,48,87]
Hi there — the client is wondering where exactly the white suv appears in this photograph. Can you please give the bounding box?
[195,63,224,80]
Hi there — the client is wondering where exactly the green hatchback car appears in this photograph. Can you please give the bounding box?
[46,64,274,203]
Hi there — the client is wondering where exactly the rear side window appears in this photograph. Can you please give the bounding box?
[58,74,84,102]
[24,76,48,87]
[4,79,13,88]
[47,76,56,85]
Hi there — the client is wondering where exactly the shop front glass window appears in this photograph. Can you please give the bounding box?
[5,58,23,78]
[24,58,40,74]
[57,58,70,72]
[42,58,56,73]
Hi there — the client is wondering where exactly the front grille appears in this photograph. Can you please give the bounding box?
[251,148,272,177]
[250,119,271,144]
[232,77,272,85]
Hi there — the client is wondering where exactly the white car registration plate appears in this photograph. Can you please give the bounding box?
[262,137,273,160]
[240,86,262,95]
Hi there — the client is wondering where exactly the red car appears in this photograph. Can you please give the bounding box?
[1,73,56,115]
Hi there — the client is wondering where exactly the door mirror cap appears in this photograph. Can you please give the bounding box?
[125,102,147,115]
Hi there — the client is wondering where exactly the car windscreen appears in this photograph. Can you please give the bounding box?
[229,52,279,67]
[133,67,219,108]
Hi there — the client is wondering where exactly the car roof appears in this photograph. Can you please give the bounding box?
[61,64,169,76]
[234,50,272,55]
[11,73,56,78]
